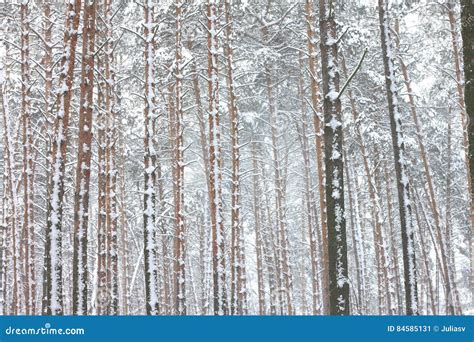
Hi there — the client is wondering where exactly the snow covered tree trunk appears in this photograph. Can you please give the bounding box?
[261,162,279,315]
[448,3,471,210]
[443,118,462,314]
[319,0,350,315]
[118,132,130,315]
[1,61,19,315]
[411,192,436,315]
[350,167,368,314]
[297,51,321,315]
[223,0,246,316]
[96,60,108,315]
[265,66,293,315]
[373,157,394,313]
[304,0,329,315]
[206,0,228,316]
[190,60,212,197]
[94,0,108,315]
[378,0,418,315]
[143,0,160,315]
[72,0,96,315]
[460,0,474,303]
[43,0,82,316]
[103,0,119,315]
[260,19,294,314]
[173,0,186,315]
[20,1,36,315]
[251,141,266,315]
[383,164,403,314]
[340,54,390,314]
[394,20,456,314]
[0,185,6,314]
[42,1,53,126]
[342,148,362,314]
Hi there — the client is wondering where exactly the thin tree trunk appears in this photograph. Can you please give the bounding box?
[96,53,108,315]
[378,0,418,315]
[443,117,462,314]
[174,0,186,315]
[0,58,19,315]
[20,1,35,315]
[341,54,389,314]
[383,164,403,314]
[207,0,228,315]
[251,141,266,315]
[411,190,437,315]
[143,0,159,315]
[118,134,130,315]
[395,20,455,314]
[304,0,329,314]
[223,0,246,315]
[297,51,321,315]
[342,148,362,314]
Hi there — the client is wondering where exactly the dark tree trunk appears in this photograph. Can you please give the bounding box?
[319,0,350,315]
[378,0,419,315]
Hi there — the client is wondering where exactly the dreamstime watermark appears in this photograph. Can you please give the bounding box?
[4,322,85,336]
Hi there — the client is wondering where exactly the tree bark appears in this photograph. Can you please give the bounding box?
[72,0,96,315]
[143,0,159,315]
[304,0,329,314]
[43,0,82,315]
[174,0,186,315]
[20,1,35,315]
[319,0,350,315]
[206,0,228,315]
[378,0,418,315]
[460,0,474,302]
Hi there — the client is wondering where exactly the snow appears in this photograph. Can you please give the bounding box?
[327,117,342,131]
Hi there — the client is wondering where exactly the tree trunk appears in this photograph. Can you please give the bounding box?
[174,0,186,315]
[395,20,455,314]
[378,0,418,315]
[251,141,266,315]
[341,54,389,314]
[297,51,321,315]
[20,1,35,315]
[319,0,350,315]
[460,0,474,303]
[304,0,329,314]
[72,0,96,315]
[0,57,19,315]
[207,0,228,316]
[143,0,159,315]
[43,0,81,315]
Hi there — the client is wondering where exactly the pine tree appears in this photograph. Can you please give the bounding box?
[207,0,228,315]
[319,0,350,315]
[378,0,418,315]
[174,0,186,315]
[43,0,82,316]
[143,0,160,315]
[304,0,329,314]
[20,0,36,315]
[72,0,96,315]
[460,0,474,299]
